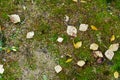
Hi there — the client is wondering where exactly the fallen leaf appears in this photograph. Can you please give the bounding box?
[54,65,62,73]
[57,37,63,43]
[77,60,85,67]
[109,43,119,52]
[110,35,115,42]
[73,0,78,2]
[73,41,82,48]
[105,50,114,60]
[90,43,99,50]
[8,14,20,23]
[26,31,34,39]
[114,71,119,79]
[66,58,73,63]
[23,5,26,10]
[79,24,88,31]
[91,25,98,30]
[7,49,11,53]
[80,0,87,3]
[67,25,77,37]
[65,15,69,22]
[94,51,103,57]
[0,64,4,74]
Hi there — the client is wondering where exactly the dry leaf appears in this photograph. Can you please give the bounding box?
[91,25,98,30]
[67,25,77,37]
[80,0,87,3]
[109,43,119,52]
[26,31,34,39]
[73,41,82,48]
[54,65,62,73]
[66,58,73,63]
[57,37,63,43]
[79,24,88,31]
[23,5,26,10]
[73,0,78,2]
[90,43,99,50]
[7,49,11,53]
[9,14,20,23]
[65,15,69,22]
[110,35,115,42]
[94,51,103,57]
[105,50,114,60]
[0,64,4,74]
[77,60,85,67]
[114,71,119,78]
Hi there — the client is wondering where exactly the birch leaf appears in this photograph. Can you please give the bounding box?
[94,51,103,57]
[7,49,11,53]
[77,60,85,67]
[90,43,99,50]
[91,25,98,30]
[79,24,88,31]
[114,71,119,78]
[57,37,63,43]
[65,15,69,22]
[67,25,77,37]
[0,65,4,74]
[110,35,115,42]
[54,65,62,73]
[66,58,73,63]
[109,43,119,52]
[80,0,87,3]
[9,14,20,23]
[73,0,78,2]
[105,50,114,60]
[73,41,82,49]
[26,31,34,39]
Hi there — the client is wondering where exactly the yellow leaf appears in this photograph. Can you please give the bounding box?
[80,0,87,3]
[114,71,119,78]
[110,35,115,42]
[66,58,73,63]
[73,41,82,49]
[73,0,78,2]
[91,25,98,31]
[7,49,11,53]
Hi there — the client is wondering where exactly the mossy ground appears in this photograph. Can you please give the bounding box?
[0,0,120,80]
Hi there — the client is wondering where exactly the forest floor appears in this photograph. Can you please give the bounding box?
[0,0,120,80]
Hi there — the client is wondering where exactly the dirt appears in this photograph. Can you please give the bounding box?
[18,43,58,80]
